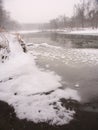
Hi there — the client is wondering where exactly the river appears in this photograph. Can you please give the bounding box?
[21,32,98,104]
[19,31,98,129]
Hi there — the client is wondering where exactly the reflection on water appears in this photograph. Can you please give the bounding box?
[22,32,98,48]
[21,32,98,104]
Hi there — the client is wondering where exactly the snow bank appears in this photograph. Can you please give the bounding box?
[0,85,80,125]
[12,30,41,34]
[0,33,80,125]
[62,28,98,36]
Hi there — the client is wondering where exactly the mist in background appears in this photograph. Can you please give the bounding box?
[0,0,98,30]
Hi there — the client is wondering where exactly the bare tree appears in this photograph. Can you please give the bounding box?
[39,0,98,30]
[73,0,86,28]
[0,0,3,28]
[0,0,20,31]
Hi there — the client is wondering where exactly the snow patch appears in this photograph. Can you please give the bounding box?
[0,85,80,125]
[61,28,98,36]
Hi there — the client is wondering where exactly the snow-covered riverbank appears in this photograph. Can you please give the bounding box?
[16,28,98,36]
[0,33,80,125]
[60,28,98,36]
[58,28,98,36]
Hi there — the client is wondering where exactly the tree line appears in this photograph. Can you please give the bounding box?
[0,0,19,31]
[0,0,98,31]
[40,0,98,30]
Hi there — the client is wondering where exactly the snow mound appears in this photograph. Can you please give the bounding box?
[0,83,80,125]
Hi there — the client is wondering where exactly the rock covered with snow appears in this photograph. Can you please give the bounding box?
[0,33,10,63]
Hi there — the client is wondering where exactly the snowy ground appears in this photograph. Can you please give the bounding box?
[0,33,81,125]
[13,30,41,34]
[16,28,98,36]
[58,28,98,36]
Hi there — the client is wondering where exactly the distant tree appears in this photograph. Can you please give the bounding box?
[86,0,98,28]
[93,0,98,28]
[0,0,20,31]
[74,0,86,28]
[72,0,97,28]
[40,0,98,30]
[50,19,59,29]
[0,0,4,28]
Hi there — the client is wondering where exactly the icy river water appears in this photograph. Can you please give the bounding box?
[0,32,98,130]
[0,31,97,130]
[22,32,98,106]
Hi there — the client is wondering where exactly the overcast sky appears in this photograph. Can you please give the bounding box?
[4,0,79,23]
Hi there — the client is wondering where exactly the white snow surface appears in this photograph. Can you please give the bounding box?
[0,33,80,125]
[60,28,98,35]
[17,28,98,36]
[11,30,41,34]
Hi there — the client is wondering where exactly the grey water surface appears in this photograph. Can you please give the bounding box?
[22,32,98,111]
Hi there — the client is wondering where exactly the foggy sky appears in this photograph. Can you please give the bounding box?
[4,0,79,23]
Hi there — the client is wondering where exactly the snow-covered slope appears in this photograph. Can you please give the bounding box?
[0,33,80,125]
[0,33,10,63]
